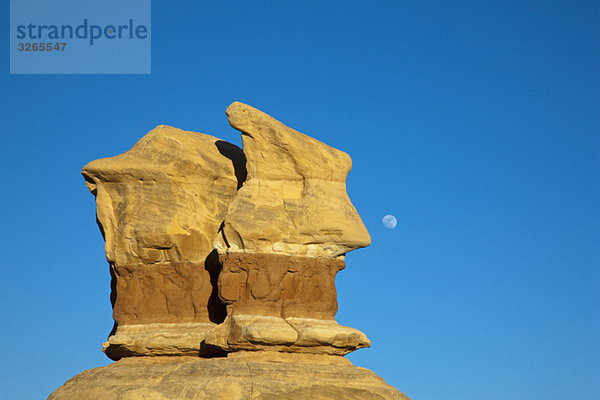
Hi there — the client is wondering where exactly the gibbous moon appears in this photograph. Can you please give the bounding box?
[382,214,397,229]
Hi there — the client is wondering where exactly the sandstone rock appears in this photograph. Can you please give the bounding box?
[206,103,372,355]
[82,125,245,358]
[101,322,218,359]
[55,104,410,399]
[206,314,369,356]
[217,253,343,319]
[48,354,410,400]
[214,102,371,258]
[206,252,370,354]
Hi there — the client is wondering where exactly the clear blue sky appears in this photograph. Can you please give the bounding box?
[1,1,598,399]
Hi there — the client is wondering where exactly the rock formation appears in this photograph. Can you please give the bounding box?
[214,102,371,257]
[49,354,406,400]
[81,125,244,359]
[49,102,409,399]
[207,102,371,356]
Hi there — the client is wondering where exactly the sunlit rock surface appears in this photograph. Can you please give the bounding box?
[82,125,244,358]
[205,102,372,355]
[49,353,409,400]
[214,101,371,258]
[49,103,408,400]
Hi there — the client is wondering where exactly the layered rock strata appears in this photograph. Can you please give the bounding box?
[214,101,371,257]
[49,353,409,400]
[49,102,409,399]
[206,253,369,355]
[82,125,244,359]
[209,102,371,355]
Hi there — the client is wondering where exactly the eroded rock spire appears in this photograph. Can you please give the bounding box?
[81,103,371,358]
[215,101,371,257]
[82,125,244,359]
[208,102,371,355]
[49,102,409,400]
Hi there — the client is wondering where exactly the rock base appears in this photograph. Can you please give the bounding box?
[48,352,409,400]
[103,322,221,360]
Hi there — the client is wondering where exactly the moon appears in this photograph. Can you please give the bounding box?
[382,214,397,229]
